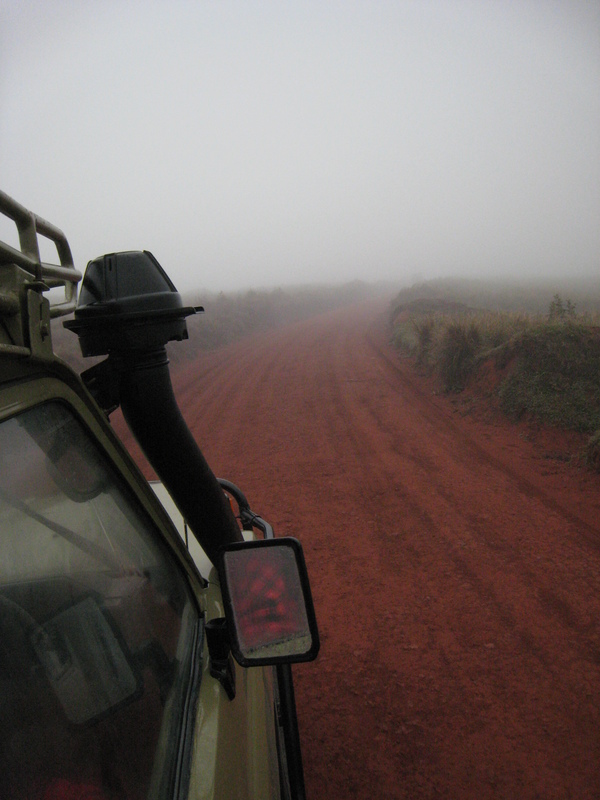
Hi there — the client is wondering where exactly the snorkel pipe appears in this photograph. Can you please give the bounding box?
[65,250,242,564]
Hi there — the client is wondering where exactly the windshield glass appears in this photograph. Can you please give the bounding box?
[0,401,199,800]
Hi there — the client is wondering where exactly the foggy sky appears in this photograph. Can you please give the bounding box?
[1,1,599,292]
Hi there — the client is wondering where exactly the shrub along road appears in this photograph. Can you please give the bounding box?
[116,298,600,799]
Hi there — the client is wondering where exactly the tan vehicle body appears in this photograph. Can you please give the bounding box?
[0,191,313,799]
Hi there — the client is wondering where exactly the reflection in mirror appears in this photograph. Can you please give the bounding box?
[220,538,319,666]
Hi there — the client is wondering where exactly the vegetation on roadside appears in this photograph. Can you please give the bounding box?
[390,277,600,468]
[178,281,372,359]
[52,280,380,370]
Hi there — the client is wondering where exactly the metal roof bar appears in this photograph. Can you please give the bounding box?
[0,190,81,318]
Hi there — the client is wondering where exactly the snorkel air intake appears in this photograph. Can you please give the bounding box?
[65,250,242,564]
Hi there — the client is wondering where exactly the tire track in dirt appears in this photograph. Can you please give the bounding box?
[362,323,600,677]
[320,308,600,706]
[274,302,600,798]
[350,308,600,689]
[114,298,600,799]
[362,322,600,595]
[366,321,600,547]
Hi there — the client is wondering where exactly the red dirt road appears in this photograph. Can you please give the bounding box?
[118,299,600,798]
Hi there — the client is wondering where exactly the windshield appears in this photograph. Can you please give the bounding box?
[0,401,199,800]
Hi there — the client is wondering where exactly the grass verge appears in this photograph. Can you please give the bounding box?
[390,280,600,469]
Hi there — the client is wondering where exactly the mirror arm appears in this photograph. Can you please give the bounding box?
[205,617,236,701]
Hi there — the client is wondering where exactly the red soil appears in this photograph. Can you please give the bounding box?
[115,299,600,799]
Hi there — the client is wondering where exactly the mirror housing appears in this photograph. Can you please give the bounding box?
[219,537,319,667]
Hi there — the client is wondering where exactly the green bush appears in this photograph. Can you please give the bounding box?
[412,316,436,366]
[498,324,600,432]
[438,321,481,392]
[390,281,600,446]
[548,293,576,321]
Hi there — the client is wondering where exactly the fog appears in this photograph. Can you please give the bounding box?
[1,1,598,292]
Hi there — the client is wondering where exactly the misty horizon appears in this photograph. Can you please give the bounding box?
[1,1,598,293]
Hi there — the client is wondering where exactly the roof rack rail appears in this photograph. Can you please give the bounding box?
[0,190,81,319]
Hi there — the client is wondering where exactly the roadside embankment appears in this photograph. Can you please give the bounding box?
[390,278,600,468]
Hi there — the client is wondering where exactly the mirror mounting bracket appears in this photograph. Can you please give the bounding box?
[205,617,236,701]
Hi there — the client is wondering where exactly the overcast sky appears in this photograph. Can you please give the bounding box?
[1,1,598,292]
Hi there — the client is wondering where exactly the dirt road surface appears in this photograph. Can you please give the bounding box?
[116,299,600,799]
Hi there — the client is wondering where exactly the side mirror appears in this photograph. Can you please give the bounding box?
[218,538,319,667]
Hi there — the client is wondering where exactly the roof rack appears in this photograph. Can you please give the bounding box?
[0,190,81,319]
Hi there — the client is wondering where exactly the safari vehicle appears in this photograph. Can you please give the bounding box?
[0,190,319,800]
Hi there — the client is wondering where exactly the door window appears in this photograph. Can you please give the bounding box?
[0,401,199,800]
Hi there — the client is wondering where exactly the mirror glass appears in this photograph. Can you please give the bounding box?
[220,538,319,666]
